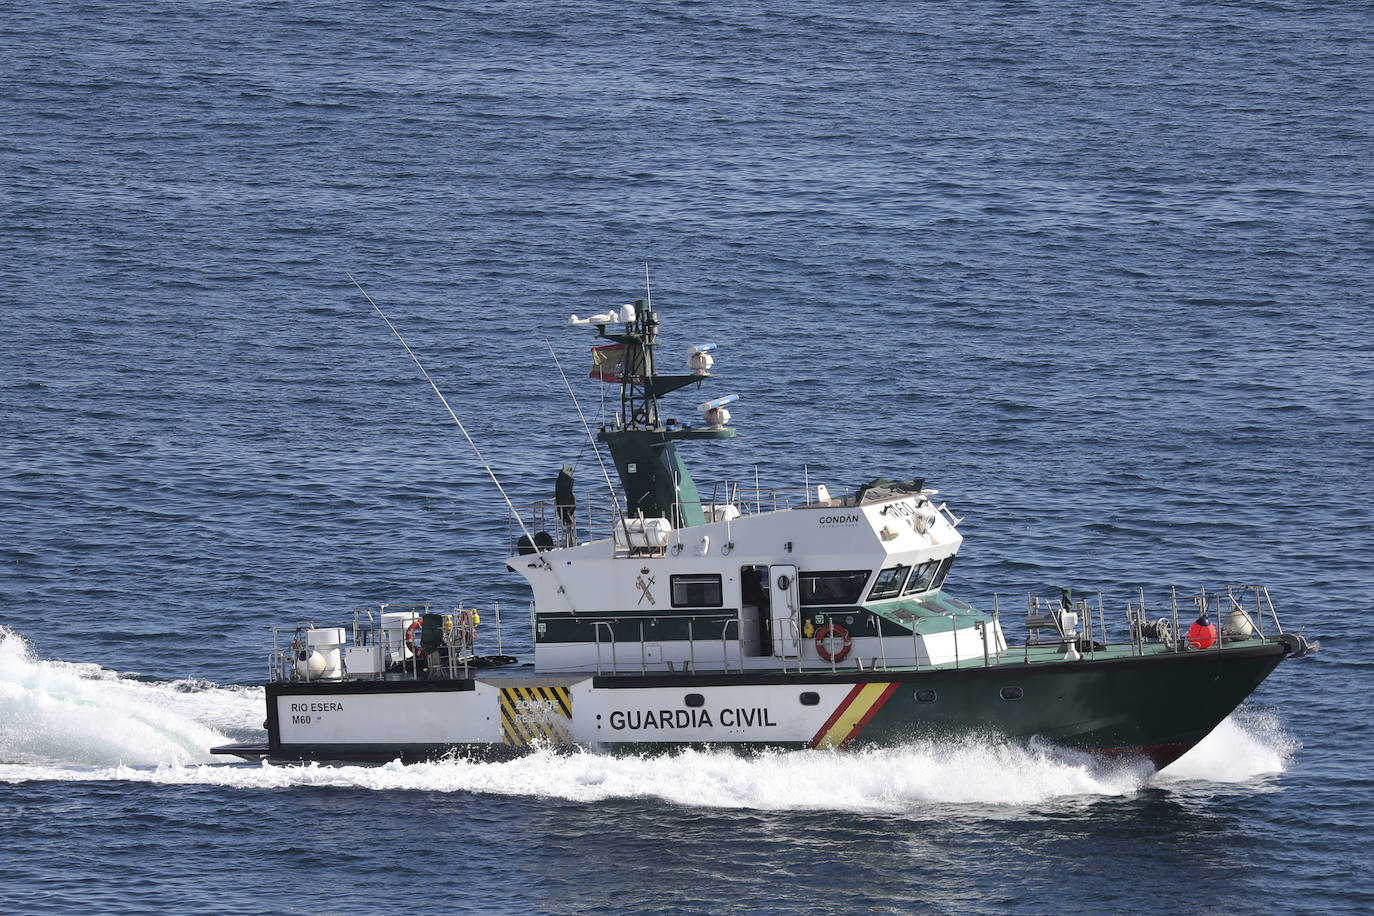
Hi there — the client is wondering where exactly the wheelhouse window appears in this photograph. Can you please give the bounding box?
[902,560,940,596]
[670,574,723,608]
[868,564,910,601]
[799,570,871,606]
[931,556,955,590]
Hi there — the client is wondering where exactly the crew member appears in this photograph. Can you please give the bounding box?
[555,463,576,547]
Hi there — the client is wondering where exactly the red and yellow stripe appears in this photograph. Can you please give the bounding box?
[809,682,899,749]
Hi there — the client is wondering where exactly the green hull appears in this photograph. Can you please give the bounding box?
[849,642,1287,768]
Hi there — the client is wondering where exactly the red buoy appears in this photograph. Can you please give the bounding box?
[1187,616,1217,649]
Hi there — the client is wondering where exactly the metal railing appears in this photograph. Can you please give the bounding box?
[590,615,746,676]
[592,621,618,675]
[773,617,804,674]
[271,584,1291,686]
[1123,585,1282,656]
[270,604,494,684]
[507,479,866,557]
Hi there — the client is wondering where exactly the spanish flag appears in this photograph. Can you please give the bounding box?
[590,343,626,382]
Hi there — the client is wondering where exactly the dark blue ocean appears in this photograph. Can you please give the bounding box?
[3,1,1371,913]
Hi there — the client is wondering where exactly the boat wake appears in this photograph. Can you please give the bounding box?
[0,627,1296,809]
[0,626,259,770]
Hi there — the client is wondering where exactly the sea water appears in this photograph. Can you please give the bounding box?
[2,2,1370,913]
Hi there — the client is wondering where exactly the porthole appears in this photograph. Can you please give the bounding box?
[1000,686,1024,701]
[799,691,820,706]
[685,693,705,708]
[914,689,937,703]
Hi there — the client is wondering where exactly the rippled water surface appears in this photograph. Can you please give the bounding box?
[2,2,1371,913]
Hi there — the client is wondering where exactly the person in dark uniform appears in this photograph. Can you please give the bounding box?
[555,463,576,547]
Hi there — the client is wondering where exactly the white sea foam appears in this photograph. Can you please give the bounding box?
[0,626,260,769]
[0,742,1152,810]
[1156,709,1297,784]
[0,625,1295,808]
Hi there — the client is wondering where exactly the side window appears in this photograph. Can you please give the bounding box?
[670,574,724,608]
[931,556,955,590]
[868,565,910,600]
[799,570,871,606]
[902,560,940,596]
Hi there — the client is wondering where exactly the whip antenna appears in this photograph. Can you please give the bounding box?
[545,337,620,511]
[346,273,548,560]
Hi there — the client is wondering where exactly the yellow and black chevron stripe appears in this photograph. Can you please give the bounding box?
[500,685,573,747]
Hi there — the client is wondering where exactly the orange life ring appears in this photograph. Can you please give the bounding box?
[815,623,851,662]
[405,619,424,656]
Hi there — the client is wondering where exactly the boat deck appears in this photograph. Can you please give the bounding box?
[268,632,1291,689]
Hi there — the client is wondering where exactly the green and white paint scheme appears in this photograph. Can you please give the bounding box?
[215,292,1315,770]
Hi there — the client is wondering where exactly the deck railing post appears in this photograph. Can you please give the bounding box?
[1171,587,1181,653]
[829,620,837,673]
[688,618,695,673]
[592,621,618,675]
[1097,590,1106,659]
[790,618,801,673]
[993,593,1000,658]
[1262,585,1282,635]
[494,601,503,657]
[1138,587,1146,656]
[719,617,738,673]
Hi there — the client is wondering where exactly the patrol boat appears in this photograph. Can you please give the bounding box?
[212,293,1315,769]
